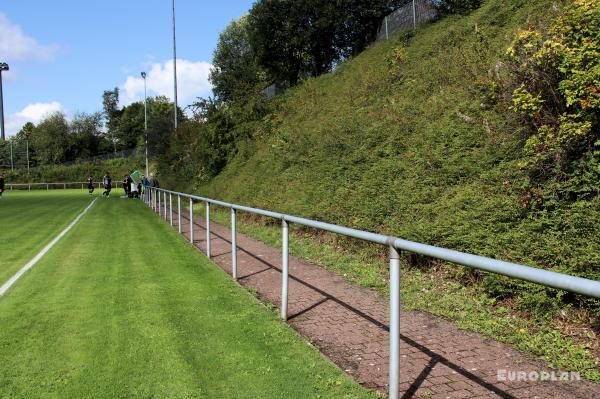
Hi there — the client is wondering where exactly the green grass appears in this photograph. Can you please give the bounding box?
[0,190,104,284]
[205,206,600,383]
[0,192,375,398]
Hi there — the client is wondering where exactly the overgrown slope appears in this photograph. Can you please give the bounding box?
[196,0,600,315]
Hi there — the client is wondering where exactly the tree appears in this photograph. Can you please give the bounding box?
[146,96,185,156]
[70,112,105,159]
[102,87,122,150]
[337,0,401,56]
[117,102,145,149]
[14,122,35,143]
[248,0,401,86]
[29,112,71,165]
[210,16,266,102]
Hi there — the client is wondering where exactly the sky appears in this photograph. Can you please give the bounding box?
[0,0,255,136]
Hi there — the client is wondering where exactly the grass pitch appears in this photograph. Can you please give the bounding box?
[0,191,374,398]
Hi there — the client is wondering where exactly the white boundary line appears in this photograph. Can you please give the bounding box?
[0,198,98,297]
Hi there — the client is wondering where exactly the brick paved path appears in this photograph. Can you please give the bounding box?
[156,202,600,398]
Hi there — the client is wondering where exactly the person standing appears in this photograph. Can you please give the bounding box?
[0,175,4,198]
[150,173,160,189]
[87,175,95,195]
[127,174,134,198]
[102,172,112,197]
[123,174,130,197]
[142,174,150,201]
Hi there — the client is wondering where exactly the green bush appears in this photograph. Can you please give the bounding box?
[506,0,600,192]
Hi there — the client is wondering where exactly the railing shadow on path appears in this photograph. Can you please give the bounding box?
[177,211,518,399]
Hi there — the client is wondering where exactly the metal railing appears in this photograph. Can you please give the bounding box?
[144,187,600,399]
[6,181,121,190]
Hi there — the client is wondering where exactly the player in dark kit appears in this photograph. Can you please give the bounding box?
[0,175,4,198]
[123,175,130,197]
[87,176,94,195]
[102,172,112,196]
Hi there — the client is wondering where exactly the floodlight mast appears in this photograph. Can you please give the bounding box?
[172,0,178,130]
[141,71,148,176]
[0,62,9,141]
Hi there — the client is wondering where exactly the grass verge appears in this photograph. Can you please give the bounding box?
[0,192,376,398]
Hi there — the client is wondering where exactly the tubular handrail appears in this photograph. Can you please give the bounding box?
[147,187,600,399]
[153,187,600,298]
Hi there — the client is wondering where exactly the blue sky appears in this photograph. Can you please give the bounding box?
[1,0,254,136]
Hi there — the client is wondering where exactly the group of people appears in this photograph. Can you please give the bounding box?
[86,172,159,198]
[0,172,159,198]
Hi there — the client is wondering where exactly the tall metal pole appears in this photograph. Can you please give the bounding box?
[0,64,7,141]
[172,0,178,130]
[10,140,13,170]
[141,72,148,177]
[412,0,417,29]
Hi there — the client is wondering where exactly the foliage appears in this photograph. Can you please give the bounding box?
[164,93,272,185]
[506,0,600,192]
[209,16,267,102]
[70,112,106,159]
[102,87,121,150]
[117,102,145,149]
[247,0,401,85]
[436,0,483,15]
[29,112,71,165]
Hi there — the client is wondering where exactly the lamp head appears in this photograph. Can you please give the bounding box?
[0,62,9,71]
[140,71,146,79]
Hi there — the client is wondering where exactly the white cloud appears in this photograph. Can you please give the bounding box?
[121,59,212,107]
[6,101,64,137]
[0,13,59,61]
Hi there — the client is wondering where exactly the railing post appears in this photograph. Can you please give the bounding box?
[206,202,211,258]
[163,192,167,220]
[169,193,173,226]
[46,184,49,190]
[189,197,194,244]
[281,218,289,320]
[63,183,66,189]
[158,190,161,215]
[231,208,237,279]
[389,244,401,399]
[178,194,182,234]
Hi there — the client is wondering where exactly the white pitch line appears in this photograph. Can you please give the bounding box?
[0,198,98,297]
